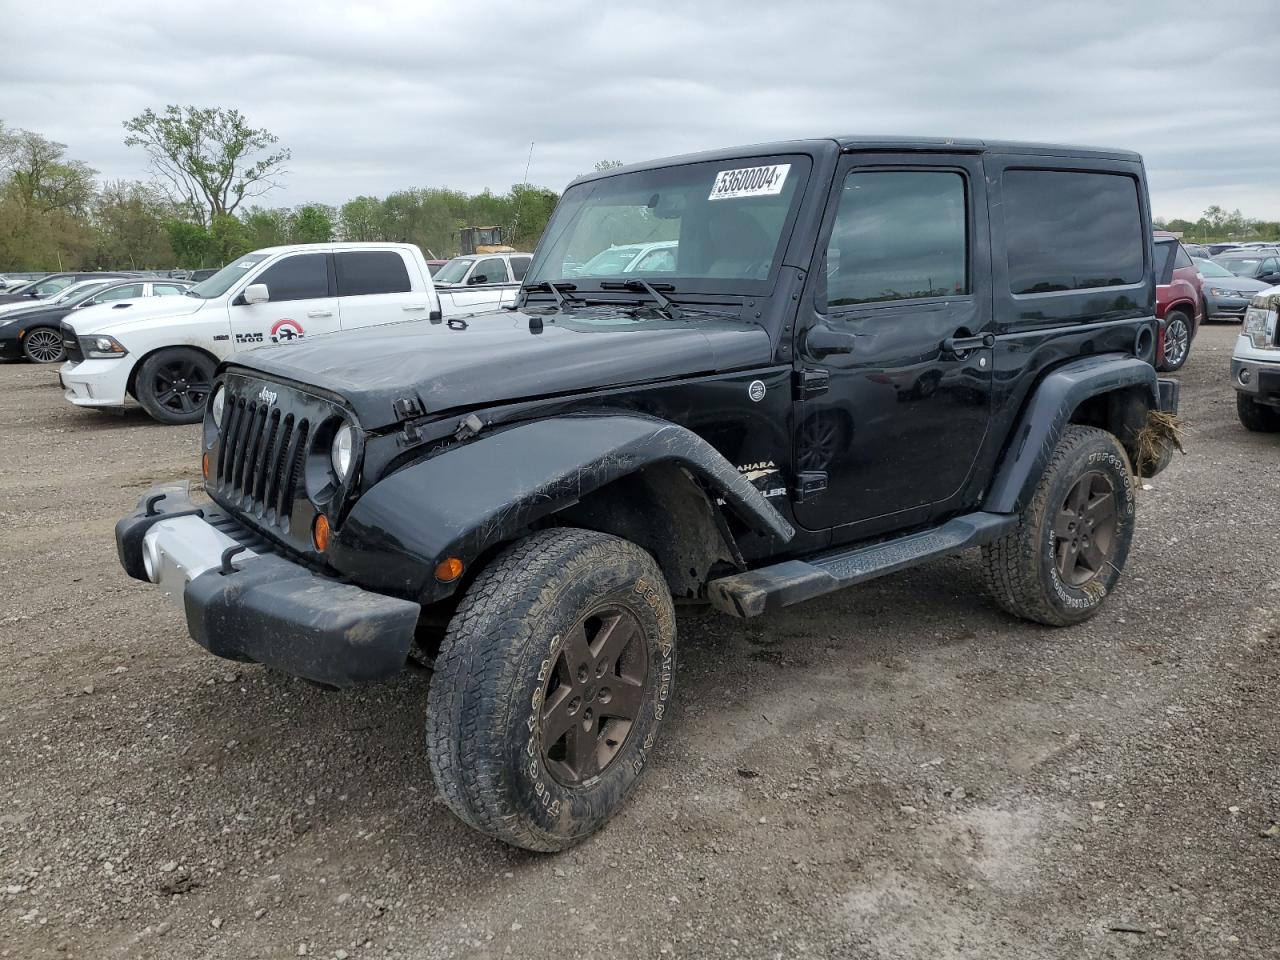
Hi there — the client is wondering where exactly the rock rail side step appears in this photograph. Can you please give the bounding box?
[707,512,1017,618]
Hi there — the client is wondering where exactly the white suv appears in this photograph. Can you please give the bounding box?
[1233,286,1280,431]
[61,243,441,425]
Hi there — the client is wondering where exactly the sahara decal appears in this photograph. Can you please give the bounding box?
[270,318,306,343]
[736,460,787,499]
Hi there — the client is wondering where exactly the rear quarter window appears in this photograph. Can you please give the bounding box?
[1003,170,1145,295]
[335,250,412,297]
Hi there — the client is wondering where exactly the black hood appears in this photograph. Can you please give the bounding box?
[0,303,71,330]
[228,307,773,429]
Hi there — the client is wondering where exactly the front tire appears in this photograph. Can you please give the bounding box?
[1237,393,1280,432]
[981,425,1135,626]
[22,326,64,364]
[135,347,215,425]
[426,528,676,851]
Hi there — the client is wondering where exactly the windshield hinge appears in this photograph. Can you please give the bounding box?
[794,369,830,401]
[393,395,425,421]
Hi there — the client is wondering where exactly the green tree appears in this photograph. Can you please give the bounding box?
[165,219,214,268]
[123,105,291,227]
[92,181,172,268]
[289,203,335,243]
[240,206,291,249]
[339,195,385,241]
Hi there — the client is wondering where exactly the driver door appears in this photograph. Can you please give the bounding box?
[792,154,994,539]
[229,252,339,350]
[444,257,512,313]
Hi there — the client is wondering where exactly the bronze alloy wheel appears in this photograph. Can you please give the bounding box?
[1054,470,1119,586]
[539,607,649,786]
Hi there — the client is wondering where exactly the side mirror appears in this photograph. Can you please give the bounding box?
[243,283,270,304]
[467,274,487,286]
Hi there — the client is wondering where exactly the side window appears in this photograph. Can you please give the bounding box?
[253,254,329,302]
[152,284,188,297]
[96,283,144,302]
[1003,170,1144,294]
[824,170,968,308]
[335,250,412,297]
[509,256,531,281]
[1173,245,1193,270]
[472,258,509,285]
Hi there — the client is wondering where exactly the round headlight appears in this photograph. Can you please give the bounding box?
[210,386,226,427]
[331,423,355,480]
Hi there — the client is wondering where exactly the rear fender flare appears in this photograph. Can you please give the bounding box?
[984,354,1159,514]
[328,414,795,603]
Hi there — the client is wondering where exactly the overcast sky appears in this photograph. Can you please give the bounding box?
[2,0,1277,221]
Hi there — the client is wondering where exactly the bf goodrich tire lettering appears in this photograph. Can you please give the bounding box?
[981,425,1136,626]
[425,528,676,852]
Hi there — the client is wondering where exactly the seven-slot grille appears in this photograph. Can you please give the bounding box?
[215,392,311,528]
[61,323,83,363]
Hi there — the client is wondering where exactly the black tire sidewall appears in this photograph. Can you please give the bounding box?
[1034,437,1135,622]
[501,553,675,845]
[136,348,215,425]
[22,326,63,364]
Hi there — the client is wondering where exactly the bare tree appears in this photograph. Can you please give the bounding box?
[7,130,95,214]
[123,105,291,227]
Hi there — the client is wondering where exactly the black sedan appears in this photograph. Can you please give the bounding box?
[0,272,129,307]
[0,278,192,363]
[1194,258,1271,320]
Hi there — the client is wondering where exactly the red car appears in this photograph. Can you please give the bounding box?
[1152,233,1202,372]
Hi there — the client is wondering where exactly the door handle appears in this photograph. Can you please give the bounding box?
[402,305,427,311]
[306,310,333,318]
[941,331,995,356]
[805,324,857,358]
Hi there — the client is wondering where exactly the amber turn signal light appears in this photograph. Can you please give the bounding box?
[312,514,331,552]
[434,556,464,583]
[201,452,210,480]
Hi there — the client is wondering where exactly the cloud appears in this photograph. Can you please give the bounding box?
[1,0,1276,219]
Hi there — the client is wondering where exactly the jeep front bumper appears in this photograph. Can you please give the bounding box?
[116,483,421,687]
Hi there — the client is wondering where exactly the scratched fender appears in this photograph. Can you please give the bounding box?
[983,354,1172,514]
[327,413,796,604]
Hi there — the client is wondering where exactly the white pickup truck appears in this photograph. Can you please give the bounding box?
[61,242,445,424]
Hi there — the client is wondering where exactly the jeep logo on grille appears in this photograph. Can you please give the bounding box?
[258,386,277,405]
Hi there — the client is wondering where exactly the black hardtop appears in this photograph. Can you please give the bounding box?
[567,136,1143,187]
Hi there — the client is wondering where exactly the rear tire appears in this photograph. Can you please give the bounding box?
[135,347,215,425]
[426,528,676,851]
[22,326,64,364]
[981,425,1135,626]
[1157,310,1192,372]
[1237,393,1280,432]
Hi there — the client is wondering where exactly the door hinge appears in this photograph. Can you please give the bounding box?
[794,471,828,501]
[794,368,830,401]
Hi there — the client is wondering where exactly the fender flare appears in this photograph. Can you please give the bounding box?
[328,413,795,602]
[983,354,1159,514]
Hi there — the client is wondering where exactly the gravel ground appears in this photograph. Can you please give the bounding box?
[1,324,1278,960]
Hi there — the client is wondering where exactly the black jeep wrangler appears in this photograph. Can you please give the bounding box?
[117,137,1179,851]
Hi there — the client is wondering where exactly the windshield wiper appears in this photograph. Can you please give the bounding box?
[598,280,744,323]
[599,279,679,318]
[519,281,580,311]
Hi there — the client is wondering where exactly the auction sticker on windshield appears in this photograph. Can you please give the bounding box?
[709,164,790,201]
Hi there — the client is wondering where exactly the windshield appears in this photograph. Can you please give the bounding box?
[527,155,811,292]
[433,258,474,285]
[1195,259,1233,278]
[1218,258,1260,272]
[60,281,117,306]
[188,255,268,298]
[49,281,107,304]
[33,276,75,297]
